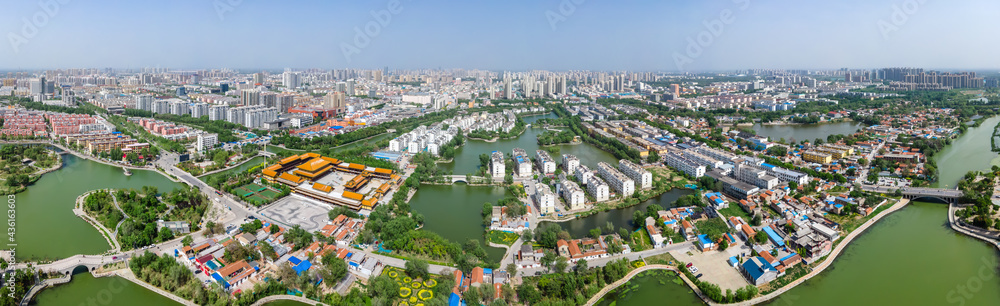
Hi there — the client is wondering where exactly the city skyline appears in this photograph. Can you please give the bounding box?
[4,0,1000,71]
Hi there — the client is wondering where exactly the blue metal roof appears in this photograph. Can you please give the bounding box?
[779,253,799,262]
[697,234,713,246]
[741,257,776,282]
[762,227,785,247]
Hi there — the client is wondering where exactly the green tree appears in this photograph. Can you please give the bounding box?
[405,259,430,280]
[754,230,769,244]
[181,235,193,247]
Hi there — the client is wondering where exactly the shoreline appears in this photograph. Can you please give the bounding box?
[584,265,704,306]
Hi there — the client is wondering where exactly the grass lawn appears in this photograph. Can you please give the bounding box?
[383,266,440,304]
[630,228,653,251]
[717,205,752,220]
[486,230,519,246]
[259,189,280,200]
[644,252,679,266]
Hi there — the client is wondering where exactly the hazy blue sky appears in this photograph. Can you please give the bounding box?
[2,0,999,71]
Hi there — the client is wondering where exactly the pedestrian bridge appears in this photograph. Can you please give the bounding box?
[861,185,963,204]
[443,175,487,184]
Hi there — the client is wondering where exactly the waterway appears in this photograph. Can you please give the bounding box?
[408,183,508,262]
[595,270,702,306]
[32,273,179,306]
[931,115,1000,188]
[752,121,864,143]
[438,113,620,175]
[595,118,1000,304]
[17,153,183,261]
[540,188,694,238]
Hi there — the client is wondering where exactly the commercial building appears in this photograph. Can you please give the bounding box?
[803,150,833,164]
[735,164,779,190]
[598,162,634,197]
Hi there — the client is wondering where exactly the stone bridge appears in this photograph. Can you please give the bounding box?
[13,254,121,276]
[861,185,963,204]
[442,175,488,184]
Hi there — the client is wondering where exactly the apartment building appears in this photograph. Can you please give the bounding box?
[561,179,586,210]
[803,151,832,164]
[535,150,556,175]
[562,154,580,173]
[576,164,594,186]
[598,162,634,197]
[534,184,556,214]
[586,176,610,202]
[665,152,707,178]
[619,159,652,189]
[490,151,505,178]
[512,148,533,178]
[197,133,218,153]
[735,164,779,190]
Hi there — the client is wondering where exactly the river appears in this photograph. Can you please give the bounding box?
[16,153,183,261]
[752,121,864,143]
[931,115,1000,188]
[597,117,1000,305]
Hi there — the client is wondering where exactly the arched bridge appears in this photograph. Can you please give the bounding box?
[12,254,120,276]
[861,185,962,204]
[442,175,488,184]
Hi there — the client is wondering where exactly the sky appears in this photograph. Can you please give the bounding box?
[2,0,1000,71]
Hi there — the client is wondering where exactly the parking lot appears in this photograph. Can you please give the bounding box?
[670,244,752,292]
[260,195,332,232]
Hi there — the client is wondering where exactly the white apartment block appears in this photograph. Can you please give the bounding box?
[490,151,505,178]
[562,154,580,174]
[576,164,594,186]
[512,148,533,177]
[598,162,634,197]
[693,146,738,164]
[208,105,229,121]
[619,159,652,189]
[534,184,556,214]
[587,176,610,202]
[735,164,779,190]
[387,124,459,156]
[685,150,724,169]
[196,133,218,153]
[535,150,556,175]
[561,179,586,210]
[665,152,707,178]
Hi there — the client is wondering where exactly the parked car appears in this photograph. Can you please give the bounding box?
[690,266,699,273]
[686,263,693,268]
[696,273,703,279]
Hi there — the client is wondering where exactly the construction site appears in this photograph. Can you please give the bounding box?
[262,152,402,210]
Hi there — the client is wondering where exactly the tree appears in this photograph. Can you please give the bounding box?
[633,210,647,227]
[181,235,193,247]
[480,285,496,304]
[464,286,482,304]
[619,227,630,239]
[575,259,588,274]
[554,256,569,273]
[540,251,556,268]
[506,263,518,277]
[589,228,602,240]
[754,230,769,244]
[521,228,533,242]
[405,259,430,280]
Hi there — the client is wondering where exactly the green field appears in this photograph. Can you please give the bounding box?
[246,195,267,203]
[259,189,279,199]
[248,183,266,192]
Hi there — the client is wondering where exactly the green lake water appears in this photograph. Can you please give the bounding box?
[540,188,694,238]
[16,153,183,261]
[931,115,1000,188]
[596,270,702,306]
[32,273,179,306]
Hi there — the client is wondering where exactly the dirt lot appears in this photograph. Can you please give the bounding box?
[670,243,752,291]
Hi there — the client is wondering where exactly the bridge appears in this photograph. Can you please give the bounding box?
[861,185,963,204]
[442,175,489,184]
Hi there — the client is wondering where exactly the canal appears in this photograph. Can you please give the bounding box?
[33,272,179,306]
[931,115,1000,188]
[17,153,183,261]
[752,121,864,143]
[539,188,695,238]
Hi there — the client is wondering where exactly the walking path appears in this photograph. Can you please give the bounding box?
[250,295,329,306]
[948,202,1000,252]
[114,269,199,306]
[73,190,121,251]
[583,264,704,306]
[19,274,72,306]
[196,153,266,178]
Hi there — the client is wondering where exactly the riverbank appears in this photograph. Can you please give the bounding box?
[948,202,1000,252]
[73,190,121,252]
[584,264,704,306]
[722,198,910,306]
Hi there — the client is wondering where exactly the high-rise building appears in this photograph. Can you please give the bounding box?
[277,94,295,113]
[135,94,154,111]
[29,78,44,95]
[196,133,218,153]
[209,105,229,121]
[346,79,356,96]
[324,92,346,112]
[241,90,260,106]
[282,71,300,88]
